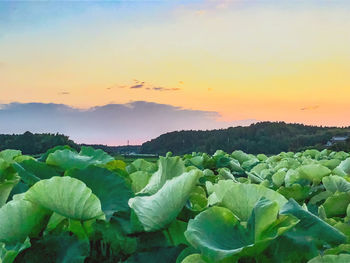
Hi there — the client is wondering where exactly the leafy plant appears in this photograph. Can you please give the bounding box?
[0,147,350,262]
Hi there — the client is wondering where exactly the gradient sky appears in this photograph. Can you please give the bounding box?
[1,0,350,144]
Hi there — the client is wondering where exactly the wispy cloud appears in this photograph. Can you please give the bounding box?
[130,84,144,89]
[152,87,163,91]
[152,87,180,92]
[108,80,182,92]
[58,91,70,95]
[301,105,320,111]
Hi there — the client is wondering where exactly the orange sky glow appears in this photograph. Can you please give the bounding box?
[1,0,350,129]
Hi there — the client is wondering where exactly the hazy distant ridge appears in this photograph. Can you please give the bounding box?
[140,122,350,155]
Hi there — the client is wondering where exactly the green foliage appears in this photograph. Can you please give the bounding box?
[15,233,90,263]
[308,254,350,263]
[25,176,104,220]
[46,147,114,170]
[0,200,49,244]
[221,184,287,221]
[65,166,133,220]
[0,146,350,262]
[138,155,186,194]
[185,199,298,262]
[129,170,202,231]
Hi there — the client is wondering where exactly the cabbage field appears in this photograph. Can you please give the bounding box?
[1,146,350,262]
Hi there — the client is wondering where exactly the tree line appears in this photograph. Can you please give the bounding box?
[1,122,349,155]
[0,132,140,155]
[140,122,350,155]
[0,131,78,155]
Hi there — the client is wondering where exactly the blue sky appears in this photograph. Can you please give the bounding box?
[1,0,350,144]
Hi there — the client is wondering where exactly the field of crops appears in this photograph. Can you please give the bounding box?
[1,146,350,262]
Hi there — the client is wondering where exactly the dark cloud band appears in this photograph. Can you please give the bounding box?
[0,101,256,145]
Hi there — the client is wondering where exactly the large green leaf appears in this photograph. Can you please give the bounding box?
[273,158,300,171]
[247,198,298,243]
[303,149,320,159]
[322,192,350,217]
[333,158,350,176]
[139,156,186,195]
[11,163,40,187]
[181,254,207,263]
[187,156,204,169]
[319,159,341,170]
[332,151,350,160]
[129,169,201,232]
[215,154,244,174]
[265,234,319,263]
[126,159,157,174]
[0,177,19,207]
[217,168,237,181]
[242,159,260,171]
[164,220,189,246]
[206,180,237,206]
[0,160,9,180]
[14,159,61,183]
[247,198,279,242]
[46,147,114,170]
[38,145,76,162]
[280,199,346,246]
[308,254,350,263]
[272,170,287,187]
[250,163,269,176]
[176,247,200,263]
[309,191,332,205]
[322,175,350,193]
[185,200,297,262]
[277,184,310,202]
[187,191,208,212]
[0,200,49,244]
[46,150,93,170]
[79,146,114,163]
[0,159,18,183]
[231,150,251,164]
[298,164,331,184]
[12,159,62,193]
[324,243,350,255]
[25,176,104,221]
[129,171,152,193]
[185,206,246,262]
[65,166,133,220]
[221,184,287,221]
[0,150,21,163]
[284,169,301,187]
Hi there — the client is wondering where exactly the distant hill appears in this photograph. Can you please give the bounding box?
[140,122,350,155]
[0,132,78,155]
[0,132,141,155]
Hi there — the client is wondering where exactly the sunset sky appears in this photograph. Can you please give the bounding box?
[1,1,350,144]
